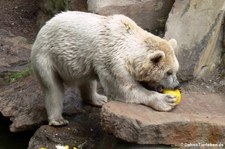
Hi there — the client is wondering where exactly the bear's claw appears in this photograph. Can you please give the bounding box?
[49,119,69,126]
[149,93,177,112]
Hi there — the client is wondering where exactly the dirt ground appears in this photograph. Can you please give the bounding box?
[181,65,225,95]
[0,0,40,90]
[0,0,39,40]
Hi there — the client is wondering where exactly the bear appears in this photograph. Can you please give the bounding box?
[31,11,179,126]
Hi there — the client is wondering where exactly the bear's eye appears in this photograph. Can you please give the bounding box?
[167,71,172,76]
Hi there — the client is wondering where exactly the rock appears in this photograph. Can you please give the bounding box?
[0,74,84,132]
[101,92,225,145]
[66,0,87,12]
[222,54,225,66]
[28,106,106,149]
[0,29,32,88]
[37,0,66,28]
[0,29,84,132]
[0,29,31,73]
[219,79,225,86]
[87,0,174,31]
[37,0,88,28]
[164,0,225,81]
[28,107,170,149]
[223,16,225,48]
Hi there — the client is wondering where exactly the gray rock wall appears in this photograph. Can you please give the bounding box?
[164,0,225,81]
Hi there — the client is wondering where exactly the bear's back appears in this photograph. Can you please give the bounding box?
[40,11,106,41]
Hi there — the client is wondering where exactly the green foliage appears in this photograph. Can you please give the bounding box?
[7,66,32,83]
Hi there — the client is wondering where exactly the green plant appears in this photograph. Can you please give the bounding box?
[8,66,32,83]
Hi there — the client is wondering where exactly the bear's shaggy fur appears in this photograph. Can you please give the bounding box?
[31,11,179,126]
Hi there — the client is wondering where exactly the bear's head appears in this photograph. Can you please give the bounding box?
[127,37,179,90]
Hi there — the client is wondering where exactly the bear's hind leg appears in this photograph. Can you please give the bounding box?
[79,80,108,106]
[33,60,68,126]
[44,78,69,126]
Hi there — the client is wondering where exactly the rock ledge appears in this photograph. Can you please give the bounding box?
[101,92,225,145]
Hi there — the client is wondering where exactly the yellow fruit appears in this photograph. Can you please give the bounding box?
[163,89,181,104]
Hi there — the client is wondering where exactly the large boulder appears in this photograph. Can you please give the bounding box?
[87,0,175,31]
[164,0,225,81]
[101,92,225,145]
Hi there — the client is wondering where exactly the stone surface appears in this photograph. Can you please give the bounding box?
[101,92,225,145]
[37,0,88,28]
[0,0,39,39]
[0,74,84,132]
[28,107,104,149]
[37,0,65,28]
[0,29,84,132]
[87,0,174,31]
[0,29,31,73]
[0,29,32,88]
[223,16,225,48]
[164,0,225,81]
[66,0,87,12]
[28,109,170,149]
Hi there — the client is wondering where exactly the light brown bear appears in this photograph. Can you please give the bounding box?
[31,11,179,126]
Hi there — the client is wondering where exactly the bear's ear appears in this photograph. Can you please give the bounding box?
[169,39,177,49]
[149,51,165,64]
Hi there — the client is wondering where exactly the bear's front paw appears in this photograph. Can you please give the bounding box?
[149,94,177,112]
[85,94,108,107]
[49,118,69,126]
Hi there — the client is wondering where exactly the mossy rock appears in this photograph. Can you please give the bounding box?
[42,0,65,16]
[38,0,66,28]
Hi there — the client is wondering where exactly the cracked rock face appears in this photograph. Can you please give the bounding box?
[164,0,225,81]
[101,92,225,145]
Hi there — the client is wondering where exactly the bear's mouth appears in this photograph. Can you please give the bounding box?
[139,81,163,93]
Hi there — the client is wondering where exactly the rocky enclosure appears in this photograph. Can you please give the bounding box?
[0,0,225,148]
